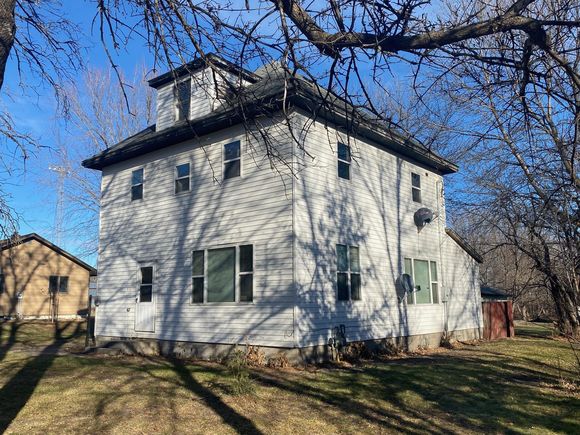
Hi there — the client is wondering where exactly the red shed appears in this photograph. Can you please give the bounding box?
[481,286,515,340]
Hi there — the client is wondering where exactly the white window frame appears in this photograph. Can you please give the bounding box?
[174,77,192,122]
[137,263,155,303]
[191,243,254,304]
[175,162,191,194]
[131,168,144,201]
[404,257,439,305]
[336,244,361,302]
[411,172,422,203]
[223,140,242,181]
[337,142,352,181]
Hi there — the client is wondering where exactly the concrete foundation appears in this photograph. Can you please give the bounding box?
[96,327,482,364]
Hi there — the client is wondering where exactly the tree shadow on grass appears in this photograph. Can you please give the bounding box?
[0,321,82,433]
[168,357,263,435]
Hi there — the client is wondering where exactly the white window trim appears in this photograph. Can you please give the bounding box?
[222,140,243,181]
[336,244,361,302]
[411,172,422,203]
[175,162,191,195]
[337,142,352,181]
[174,77,192,122]
[191,243,254,305]
[404,257,439,305]
[131,167,144,201]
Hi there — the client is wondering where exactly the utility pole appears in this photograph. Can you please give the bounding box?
[48,165,68,246]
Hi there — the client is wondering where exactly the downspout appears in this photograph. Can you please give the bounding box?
[436,179,448,337]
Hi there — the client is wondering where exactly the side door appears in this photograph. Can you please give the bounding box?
[134,264,155,332]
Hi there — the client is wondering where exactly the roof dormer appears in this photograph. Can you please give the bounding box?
[149,54,257,132]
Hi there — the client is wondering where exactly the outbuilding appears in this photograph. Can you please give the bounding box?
[481,286,514,340]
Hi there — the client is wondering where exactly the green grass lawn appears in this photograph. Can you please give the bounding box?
[0,321,578,434]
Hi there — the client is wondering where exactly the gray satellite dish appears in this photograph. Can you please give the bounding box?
[414,207,434,227]
[396,273,415,302]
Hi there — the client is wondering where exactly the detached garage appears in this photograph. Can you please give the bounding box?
[481,286,514,340]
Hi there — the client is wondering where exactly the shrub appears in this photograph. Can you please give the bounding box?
[225,348,255,395]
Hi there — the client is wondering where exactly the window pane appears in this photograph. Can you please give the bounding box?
[414,260,431,304]
[338,161,350,180]
[140,285,152,302]
[176,163,190,178]
[132,169,143,185]
[49,276,59,293]
[351,273,361,300]
[430,261,438,281]
[0,274,4,294]
[224,141,240,160]
[404,258,413,275]
[131,184,143,201]
[175,178,190,194]
[176,79,191,120]
[141,267,153,284]
[349,246,360,273]
[412,188,421,203]
[432,283,439,304]
[192,251,204,276]
[224,160,241,179]
[240,274,253,302]
[337,244,348,271]
[337,272,349,300]
[192,277,204,303]
[411,172,421,188]
[207,248,235,302]
[338,143,351,162]
[239,245,253,273]
[58,276,69,293]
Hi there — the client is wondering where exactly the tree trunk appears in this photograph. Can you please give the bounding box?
[0,0,16,91]
[549,277,580,338]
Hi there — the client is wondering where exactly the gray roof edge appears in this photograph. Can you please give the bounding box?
[445,228,484,263]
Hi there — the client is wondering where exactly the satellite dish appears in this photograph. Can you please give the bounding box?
[396,273,415,302]
[414,207,434,227]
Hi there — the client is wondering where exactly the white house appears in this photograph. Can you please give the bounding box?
[83,54,484,361]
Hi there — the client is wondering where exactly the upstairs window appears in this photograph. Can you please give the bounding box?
[191,244,254,303]
[411,172,421,203]
[175,78,191,121]
[175,163,190,194]
[48,276,69,293]
[131,168,144,201]
[338,142,351,180]
[337,244,361,301]
[404,258,439,304]
[223,141,241,180]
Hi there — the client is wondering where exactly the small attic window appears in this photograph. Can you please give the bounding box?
[175,78,191,121]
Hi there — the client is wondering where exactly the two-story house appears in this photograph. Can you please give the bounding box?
[82,54,483,361]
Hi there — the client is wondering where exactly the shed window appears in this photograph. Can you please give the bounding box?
[411,172,421,203]
[404,258,439,304]
[175,163,190,194]
[131,168,144,201]
[337,244,361,301]
[175,78,191,121]
[338,142,351,180]
[191,244,254,303]
[0,269,5,294]
[48,275,69,294]
[139,266,153,303]
[223,141,241,180]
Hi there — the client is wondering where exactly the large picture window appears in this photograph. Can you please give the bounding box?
[337,244,361,301]
[404,258,439,304]
[191,244,254,303]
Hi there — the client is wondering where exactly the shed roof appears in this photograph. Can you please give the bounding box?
[481,286,510,300]
[0,233,97,275]
[82,56,458,174]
